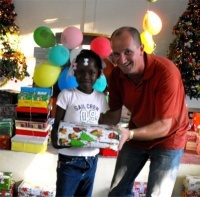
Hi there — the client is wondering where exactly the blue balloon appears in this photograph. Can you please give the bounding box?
[58,67,78,90]
[93,75,107,92]
[48,45,70,66]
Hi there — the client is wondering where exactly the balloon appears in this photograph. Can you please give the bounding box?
[143,11,162,35]
[147,0,157,2]
[58,67,78,90]
[70,48,82,63]
[33,62,61,88]
[48,45,70,66]
[93,75,107,92]
[61,26,83,49]
[90,37,111,58]
[33,26,56,48]
[140,30,156,54]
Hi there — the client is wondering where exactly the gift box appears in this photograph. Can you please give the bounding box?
[18,180,56,197]
[18,91,51,108]
[57,122,120,151]
[16,107,50,122]
[11,134,49,154]
[0,180,15,197]
[0,136,11,150]
[15,124,51,137]
[196,135,200,154]
[20,87,52,96]
[183,175,200,192]
[99,148,118,156]
[15,119,49,129]
[0,118,14,137]
[0,172,12,190]
[132,181,147,197]
[185,131,198,151]
[0,104,16,117]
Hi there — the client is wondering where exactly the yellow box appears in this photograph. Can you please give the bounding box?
[11,135,48,154]
[17,99,49,108]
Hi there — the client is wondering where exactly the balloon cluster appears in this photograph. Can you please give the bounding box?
[140,10,162,54]
[33,26,111,92]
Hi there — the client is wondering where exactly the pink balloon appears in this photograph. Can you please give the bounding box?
[61,26,83,49]
[90,37,111,58]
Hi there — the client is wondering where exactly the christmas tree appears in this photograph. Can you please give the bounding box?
[0,0,29,87]
[167,0,200,99]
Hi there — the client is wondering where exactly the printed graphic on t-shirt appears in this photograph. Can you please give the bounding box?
[74,104,100,123]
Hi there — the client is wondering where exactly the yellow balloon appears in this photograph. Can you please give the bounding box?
[140,30,156,54]
[143,11,162,35]
[33,62,61,88]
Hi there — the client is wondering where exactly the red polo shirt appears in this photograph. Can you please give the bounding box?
[108,53,189,149]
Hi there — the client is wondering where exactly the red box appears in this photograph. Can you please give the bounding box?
[0,136,10,150]
[99,148,118,156]
[15,124,51,137]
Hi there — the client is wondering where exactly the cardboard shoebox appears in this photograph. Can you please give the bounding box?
[15,124,51,137]
[0,118,14,137]
[0,180,15,197]
[15,118,49,129]
[0,136,11,150]
[57,122,120,151]
[0,104,16,118]
[16,107,50,122]
[18,180,56,197]
[11,134,49,154]
[0,172,12,190]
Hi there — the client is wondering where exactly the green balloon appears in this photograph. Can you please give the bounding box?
[33,26,56,48]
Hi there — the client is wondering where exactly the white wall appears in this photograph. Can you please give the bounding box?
[1,0,189,89]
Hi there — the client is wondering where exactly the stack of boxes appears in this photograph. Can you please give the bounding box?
[185,111,200,154]
[11,87,52,154]
[0,172,15,197]
[0,90,17,150]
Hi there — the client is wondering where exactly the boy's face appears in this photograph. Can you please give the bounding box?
[74,58,99,94]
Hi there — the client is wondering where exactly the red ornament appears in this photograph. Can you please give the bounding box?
[90,37,111,58]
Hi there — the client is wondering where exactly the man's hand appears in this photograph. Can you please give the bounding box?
[117,126,130,150]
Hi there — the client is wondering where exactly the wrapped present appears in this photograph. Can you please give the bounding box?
[0,172,12,190]
[57,122,120,151]
[11,134,49,154]
[0,180,15,197]
[16,107,50,122]
[196,135,200,154]
[132,181,147,197]
[18,181,55,197]
[0,118,14,137]
[183,175,200,192]
[0,136,11,150]
[0,90,18,104]
[15,124,51,137]
[0,104,16,117]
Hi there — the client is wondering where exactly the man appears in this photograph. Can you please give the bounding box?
[99,26,189,197]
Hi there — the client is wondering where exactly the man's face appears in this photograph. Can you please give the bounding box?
[111,31,144,75]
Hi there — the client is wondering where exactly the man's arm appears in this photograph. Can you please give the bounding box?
[99,108,122,125]
[118,118,172,150]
